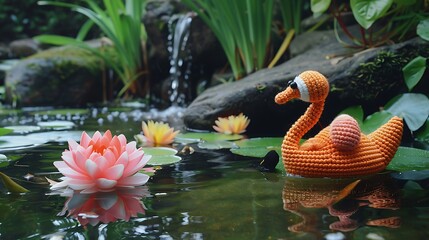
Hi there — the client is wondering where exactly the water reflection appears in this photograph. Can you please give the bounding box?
[55,187,150,226]
[282,174,400,236]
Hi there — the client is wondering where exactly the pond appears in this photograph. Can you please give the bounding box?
[1,107,429,240]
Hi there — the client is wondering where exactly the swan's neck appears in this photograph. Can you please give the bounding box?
[284,101,324,149]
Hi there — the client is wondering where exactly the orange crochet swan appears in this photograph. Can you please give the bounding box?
[275,70,403,178]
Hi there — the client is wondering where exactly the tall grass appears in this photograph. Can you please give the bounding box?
[182,0,274,80]
[35,0,148,97]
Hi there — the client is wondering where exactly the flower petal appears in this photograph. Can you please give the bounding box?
[96,178,117,189]
[104,164,124,180]
[85,159,98,178]
[117,173,149,187]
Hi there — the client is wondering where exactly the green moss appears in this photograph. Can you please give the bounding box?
[348,44,429,101]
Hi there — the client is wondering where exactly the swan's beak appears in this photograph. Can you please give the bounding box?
[275,87,300,104]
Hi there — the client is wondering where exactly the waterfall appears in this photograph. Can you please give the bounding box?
[166,13,193,106]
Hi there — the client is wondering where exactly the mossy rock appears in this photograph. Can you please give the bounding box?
[4,46,106,107]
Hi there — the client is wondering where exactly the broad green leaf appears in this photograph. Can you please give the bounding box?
[198,141,237,150]
[311,0,331,13]
[385,93,429,131]
[0,171,29,193]
[147,155,182,166]
[393,0,415,6]
[4,126,41,134]
[0,128,13,136]
[350,0,393,29]
[30,108,89,116]
[415,119,429,141]
[402,56,427,91]
[142,147,178,156]
[361,111,393,134]
[339,105,364,126]
[176,132,243,143]
[230,137,283,158]
[387,146,429,171]
[37,121,76,130]
[231,147,280,158]
[417,18,429,41]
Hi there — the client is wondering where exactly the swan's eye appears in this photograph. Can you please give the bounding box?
[289,82,298,89]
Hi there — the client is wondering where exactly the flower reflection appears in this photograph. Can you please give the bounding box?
[282,174,400,235]
[57,187,150,226]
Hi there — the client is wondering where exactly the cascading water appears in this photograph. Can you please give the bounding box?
[166,13,193,106]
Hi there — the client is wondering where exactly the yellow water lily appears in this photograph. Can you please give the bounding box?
[213,113,250,134]
[141,120,180,145]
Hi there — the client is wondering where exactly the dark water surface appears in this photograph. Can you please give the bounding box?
[1,107,429,240]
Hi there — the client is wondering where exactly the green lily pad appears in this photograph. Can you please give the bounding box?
[231,146,281,158]
[391,170,429,181]
[0,154,8,168]
[387,146,429,171]
[0,171,29,193]
[26,131,86,143]
[0,135,47,151]
[4,125,41,134]
[147,155,182,166]
[230,137,283,158]
[176,132,243,144]
[37,121,76,130]
[142,147,178,156]
[0,127,13,136]
[30,108,89,116]
[198,140,237,150]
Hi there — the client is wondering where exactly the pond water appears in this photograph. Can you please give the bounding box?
[1,107,429,240]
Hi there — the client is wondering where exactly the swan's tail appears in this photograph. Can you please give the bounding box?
[367,116,403,166]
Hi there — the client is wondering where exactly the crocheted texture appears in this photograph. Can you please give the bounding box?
[275,70,403,177]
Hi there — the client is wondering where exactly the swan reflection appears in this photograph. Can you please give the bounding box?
[282,174,400,235]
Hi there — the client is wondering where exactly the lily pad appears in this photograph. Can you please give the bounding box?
[198,140,237,150]
[30,108,89,116]
[230,138,283,158]
[4,125,41,134]
[142,147,178,156]
[0,135,47,151]
[147,155,182,166]
[37,121,76,130]
[0,154,8,168]
[0,127,13,136]
[391,170,429,181]
[176,132,243,144]
[26,131,86,143]
[387,146,429,171]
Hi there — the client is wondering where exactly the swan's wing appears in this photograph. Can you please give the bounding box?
[299,127,330,151]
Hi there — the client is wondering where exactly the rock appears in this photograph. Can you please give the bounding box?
[0,43,10,59]
[183,34,429,135]
[5,46,104,107]
[9,39,41,58]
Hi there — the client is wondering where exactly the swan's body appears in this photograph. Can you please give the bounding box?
[275,71,403,178]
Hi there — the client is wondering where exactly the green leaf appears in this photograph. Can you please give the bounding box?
[387,146,429,171]
[417,18,429,41]
[198,141,237,150]
[415,119,429,141]
[350,0,393,29]
[230,137,283,158]
[402,56,427,91]
[339,105,364,126]
[30,108,89,116]
[147,155,182,166]
[393,0,416,6]
[141,147,178,156]
[0,136,47,152]
[0,154,8,168]
[176,132,243,143]
[361,111,394,134]
[311,0,331,13]
[0,128,13,137]
[0,171,29,193]
[385,93,429,131]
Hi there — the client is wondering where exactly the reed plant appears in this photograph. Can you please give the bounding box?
[182,0,274,80]
[35,0,148,98]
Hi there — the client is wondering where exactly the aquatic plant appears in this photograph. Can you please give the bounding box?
[139,120,180,146]
[35,0,149,98]
[311,0,429,48]
[182,0,273,79]
[213,113,250,135]
[51,130,151,193]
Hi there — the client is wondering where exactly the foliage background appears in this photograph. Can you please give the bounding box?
[0,0,101,42]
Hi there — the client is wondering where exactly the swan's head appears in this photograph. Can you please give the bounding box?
[275,70,329,104]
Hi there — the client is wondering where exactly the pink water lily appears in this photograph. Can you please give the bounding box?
[51,130,151,193]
